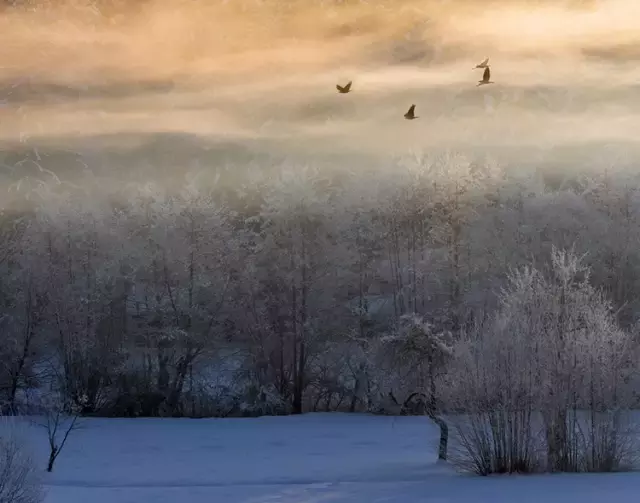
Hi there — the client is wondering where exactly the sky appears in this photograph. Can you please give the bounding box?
[0,0,639,193]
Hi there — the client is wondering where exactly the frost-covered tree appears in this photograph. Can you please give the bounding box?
[380,313,452,460]
[120,184,241,417]
[39,198,127,414]
[446,248,637,474]
[238,166,346,414]
[0,210,43,413]
[2,152,640,423]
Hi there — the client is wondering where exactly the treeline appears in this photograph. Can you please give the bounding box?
[0,152,639,423]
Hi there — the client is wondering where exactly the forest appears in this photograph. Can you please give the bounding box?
[0,153,637,441]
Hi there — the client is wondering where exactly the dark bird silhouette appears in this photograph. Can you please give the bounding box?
[477,67,494,86]
[404,104,418,120]
[474,57,489,69]
[336,81,352,93]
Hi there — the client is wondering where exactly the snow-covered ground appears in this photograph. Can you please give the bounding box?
[18,413,640,502]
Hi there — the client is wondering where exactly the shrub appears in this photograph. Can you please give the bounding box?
[445,248,638,474]
[0,418,43,503]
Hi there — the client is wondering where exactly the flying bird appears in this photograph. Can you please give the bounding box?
[336,81,352,93]
[404,104,418,120]
[477,67,494,86]
[474,58,489,69]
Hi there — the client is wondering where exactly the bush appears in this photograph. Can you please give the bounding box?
[448,410,542,475]
[0,418,43,503]
[445,248,638,475]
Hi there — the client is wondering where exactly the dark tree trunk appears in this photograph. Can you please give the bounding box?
[47,446,57,472]
[432,415,449,461]
[428,367,449,462]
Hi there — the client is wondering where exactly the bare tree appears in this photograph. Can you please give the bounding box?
[34,395,83,473]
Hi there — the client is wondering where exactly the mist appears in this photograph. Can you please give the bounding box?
[0,0,638,197]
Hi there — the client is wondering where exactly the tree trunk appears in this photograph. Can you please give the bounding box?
[349,391,358,413]
[431,415,449,461]
[7,284,35,413]
[427,365,448,461]
[292,340,305,414]
[47,447,58,473]
[545,408,568,472]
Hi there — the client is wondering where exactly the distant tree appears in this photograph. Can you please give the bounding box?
[123,185,240,416]
[241,166,341,414]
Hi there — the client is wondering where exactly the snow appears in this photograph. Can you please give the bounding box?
[14,413,640,502]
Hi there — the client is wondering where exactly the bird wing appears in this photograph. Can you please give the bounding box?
[408,104,415,114]
[345,81,352,91]
[481,58,489,66]
[483,67,491,81]
[336,84,343,92]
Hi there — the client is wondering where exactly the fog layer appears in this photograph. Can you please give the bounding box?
[0,0,638,193]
